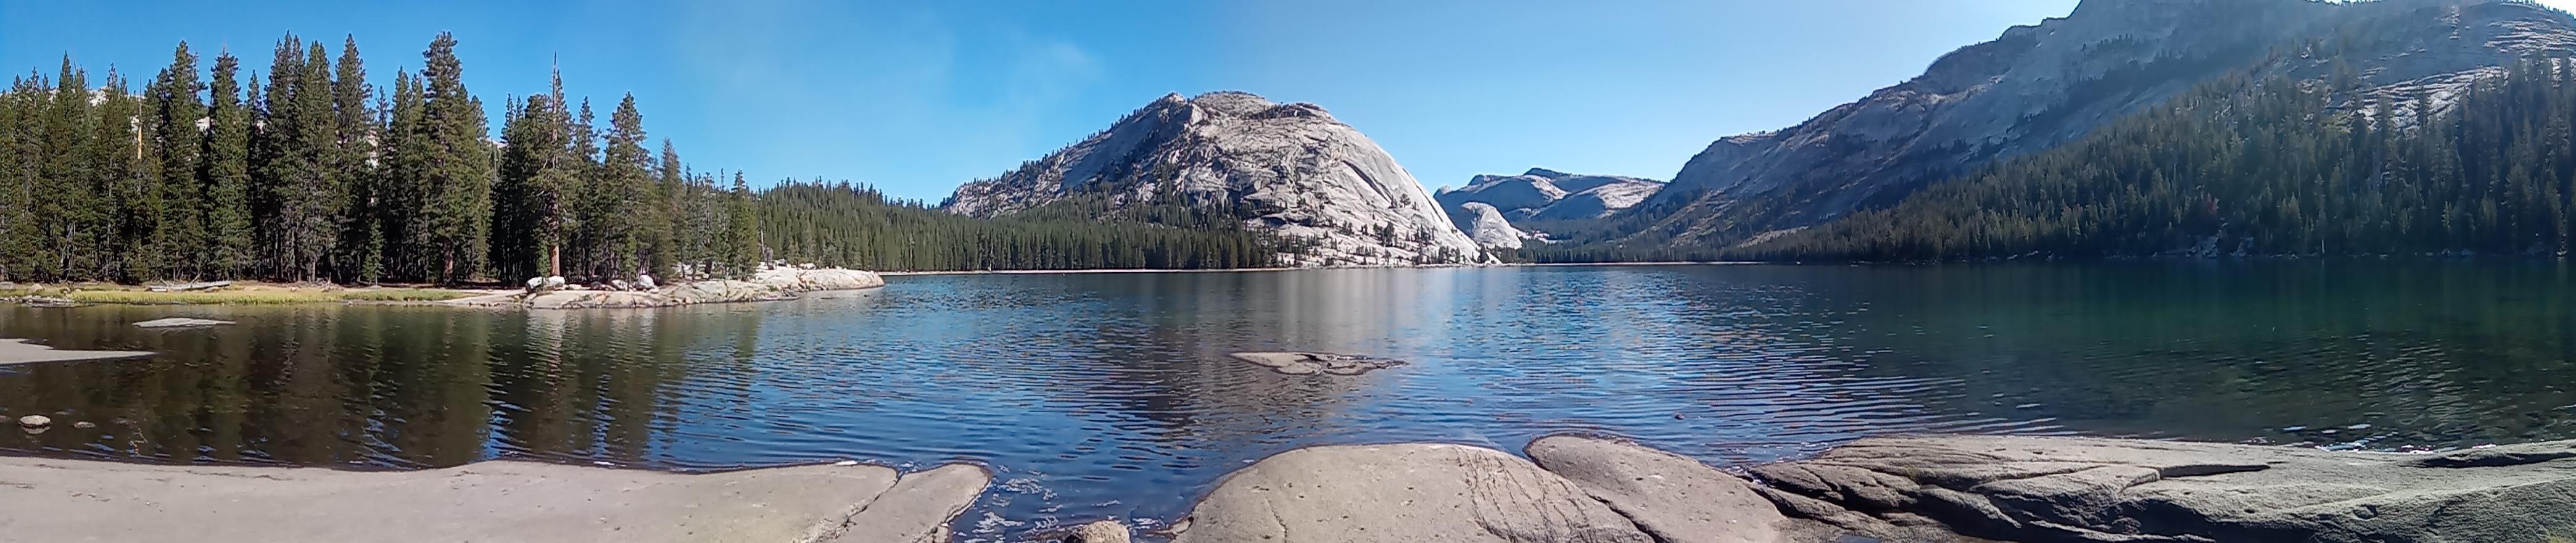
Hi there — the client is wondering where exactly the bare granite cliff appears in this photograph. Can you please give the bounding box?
[943,91,1487,266]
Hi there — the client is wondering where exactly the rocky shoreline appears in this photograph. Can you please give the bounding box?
[441,267,886,309]
[3,434,2566,542]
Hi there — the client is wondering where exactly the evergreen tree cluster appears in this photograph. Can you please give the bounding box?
[757,180,1278,272]
[0,33,765,284]
[1736,54,2576,262]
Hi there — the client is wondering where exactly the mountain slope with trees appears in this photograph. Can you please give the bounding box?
[1540,0,2576,261]
[1735,54,2576,260]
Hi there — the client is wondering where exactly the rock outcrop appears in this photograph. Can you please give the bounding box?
[1748,435,2576,543]
[517,280,795,309]
[1455,202,1532,249]
[1639,0,2576,246]
[1166,435,2576,543]
[942,91,1488,267]
[1528,436,1818,543]
[754,267,886,292]
[0,456,990,543]
[1167,443,1655,543]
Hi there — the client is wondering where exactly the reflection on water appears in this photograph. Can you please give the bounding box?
[2,263,2572,541]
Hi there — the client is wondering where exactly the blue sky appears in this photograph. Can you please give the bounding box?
[18,1,2537,202]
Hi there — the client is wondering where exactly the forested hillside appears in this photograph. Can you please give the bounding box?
[1736,54,2576,261]
[0,33,1279,285]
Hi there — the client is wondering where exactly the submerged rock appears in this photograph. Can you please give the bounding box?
[1169,443,1652,543]
[0,339,154,366]
[1228,352,1406,376]
[17,415,49,428]
[1051,520,1130,543]
[1747,435,2576,543]
[131,318,236,328]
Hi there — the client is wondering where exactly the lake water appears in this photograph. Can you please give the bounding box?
[4,263,2574,540]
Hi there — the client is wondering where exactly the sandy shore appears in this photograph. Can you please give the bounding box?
[0,457,989,543]
[0,339,153,366]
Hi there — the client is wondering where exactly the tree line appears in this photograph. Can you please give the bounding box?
[0,32,1281,285]
[1734,52,2576,262]
[758,180,1278,272]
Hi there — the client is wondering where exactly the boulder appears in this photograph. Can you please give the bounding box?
[1747,435,2576,543]
[1168,443,1653,543]
[131,318,236,328]
[17,415,49,428]
[1527,435,1817,543]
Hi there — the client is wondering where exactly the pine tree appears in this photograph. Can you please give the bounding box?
[583,93,652,279]
[202,51,255,278]
[93,69,147,281]
[332,35,381,283]
[722,172,758,276]
[648,138,682,278]
[414,33,492,283]
[142,42,205,280]
[36,56,94,281]
[0,73,39,280]
[271,41,343,281]
[379,70,426,280]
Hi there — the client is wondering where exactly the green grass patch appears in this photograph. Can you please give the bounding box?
[339,289,471,302]
[64,289,342,305]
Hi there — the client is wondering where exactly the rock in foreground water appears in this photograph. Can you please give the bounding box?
[1228,352,1405,376]
[1168,442,1654,543]
[131,317,236,328]
[1061,520,1131,543]
[0,338,154,365]
[0,457,988,543]
[1748,435,2576,543]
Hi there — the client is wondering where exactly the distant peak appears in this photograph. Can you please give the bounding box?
[1522,167,1572,178]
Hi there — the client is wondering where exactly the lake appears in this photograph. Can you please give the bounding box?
[3,263,2573,541]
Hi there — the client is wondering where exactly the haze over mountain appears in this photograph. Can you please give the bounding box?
[1434,168,1665,249]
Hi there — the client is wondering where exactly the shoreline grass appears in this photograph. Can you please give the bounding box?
[19,286,476,305]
